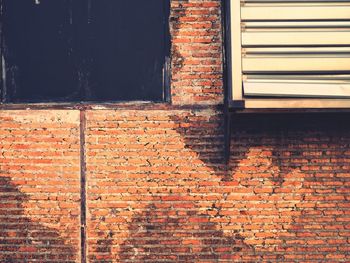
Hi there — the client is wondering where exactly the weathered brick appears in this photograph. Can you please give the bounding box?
[1,1,350,262]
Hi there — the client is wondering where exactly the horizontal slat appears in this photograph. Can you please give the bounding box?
[244,98,350,109]
[243,47,350,53]
[244,74,350,83]
[243,1,350,3]
[241,0,349,4]
[242,30,350,46]
[242,56,350,72]
[244,21,350,28]
[241,4,350,20]
[244,80,350,98]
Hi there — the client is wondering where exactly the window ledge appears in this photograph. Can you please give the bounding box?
[0,101,172,111]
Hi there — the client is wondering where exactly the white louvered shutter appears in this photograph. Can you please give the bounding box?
[237,0,350,99]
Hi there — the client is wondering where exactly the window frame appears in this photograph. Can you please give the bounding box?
[0,0,172,105]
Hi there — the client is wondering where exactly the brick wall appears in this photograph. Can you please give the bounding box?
[1,0,350,262]
[0,111,81,262]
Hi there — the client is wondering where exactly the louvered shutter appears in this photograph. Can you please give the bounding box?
[229,0,350,107]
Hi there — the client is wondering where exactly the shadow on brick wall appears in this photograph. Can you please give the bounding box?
[171,112,350,177]
[89,111,350,261]
[119,198,252,262]
[0,176,76,262]
[230,113,350,170]
[169,111,350,260]
[90,231,114,263]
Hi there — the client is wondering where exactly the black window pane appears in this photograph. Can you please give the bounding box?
[87,0,168,102]
[2,0,79,102]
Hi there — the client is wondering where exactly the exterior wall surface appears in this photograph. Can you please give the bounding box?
[1,1,350,262]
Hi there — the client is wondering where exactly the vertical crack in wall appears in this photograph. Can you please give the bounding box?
[80,109,87,263]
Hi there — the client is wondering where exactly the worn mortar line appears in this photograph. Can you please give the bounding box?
[80,109,87,263]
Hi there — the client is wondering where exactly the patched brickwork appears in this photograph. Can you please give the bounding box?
[1,0,350,262]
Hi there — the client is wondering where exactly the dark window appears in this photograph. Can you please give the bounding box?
[0,0,170,103]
